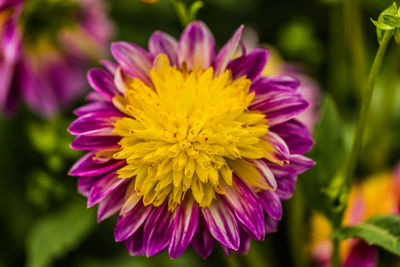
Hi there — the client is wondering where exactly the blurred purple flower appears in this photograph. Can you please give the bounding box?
[0,0,113,117]
[69,21,314,258]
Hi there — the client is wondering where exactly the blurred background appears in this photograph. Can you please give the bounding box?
[1,0,400,266]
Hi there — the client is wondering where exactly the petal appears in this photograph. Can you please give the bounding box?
[252,159,277,190]
[169,197,199,258]
[264,213,279,233]
[276,176,297,201]
[227,48,268,81]
[271,119,313,154]
[263,131,290,162]
[222,179,264,240]
[148,31,178,66]
[237,230,251,254]
[71,135,121,150]
[191,215,215,258]
[202,199,240,250]
[258,190,282,220]
[69,111,122,136]
[100,60,118,76]
[143,203,174,256]
[213,25,243,76]
[114,203,152,242]
[343,240,378,267]
[178,21,216,71]
[269,154,315,179]
[250,88,309,126]
[97,182,128,222]
[249,75,301,95]
[87,171,126,207]
[111,42,153,84]
[87,68,118,101]
[124,227,145,256]
[74,101,120,116]
[77,174,102,197]
[69,152,125,176]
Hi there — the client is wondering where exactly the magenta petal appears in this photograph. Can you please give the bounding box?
[343,240,378,267]
[237,230,251,254]
[86,92,107,102]
[69,111,122,136]
[97,183,127,222]
[87,68,118,101]
[223,179,264,240]
[270,154,315,179]
[213,25,243,76]
[263,131,290,162]
[77,174,101,197]
[148,31,178,66]
[249,75,301,95]
[252,159,277,190]
[264,213,279,233]
[271,119,313,154]
[178,21,216,71]
[111,42,153,84]
[125,227,145,256]
[69,152,125,176]
[114,203,152,242]
[169,198,199,258]
[258,190,282,220]
[71,135,121,150]
[227,48,268,81]
[87,171,125,207]
[276,176,297,201]
[74,101,120,116]
[202,199,240,250]
[191,215,215,258]
[100,60,118,76]
[143,204,174,257]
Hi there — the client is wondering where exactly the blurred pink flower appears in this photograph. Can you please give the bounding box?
[0,0,113,117]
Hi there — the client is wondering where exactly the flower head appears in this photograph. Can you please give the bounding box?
[69,21,314,258]
[309,166,400,267]
[0,0,113,117]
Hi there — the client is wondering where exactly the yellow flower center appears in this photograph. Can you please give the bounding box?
[112,54,272,210]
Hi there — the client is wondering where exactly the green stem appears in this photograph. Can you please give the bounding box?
[331,237,340,267]
[344,29,394,185]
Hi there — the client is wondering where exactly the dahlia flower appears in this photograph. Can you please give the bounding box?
[69,21,314,258]
[310,165,400,267]
[0,0,113,117]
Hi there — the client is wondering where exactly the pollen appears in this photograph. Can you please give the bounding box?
[112,54,270,210]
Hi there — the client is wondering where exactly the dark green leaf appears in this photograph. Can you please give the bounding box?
[333,215,400,256]
[299,95,347,220]
[26,199,95,267]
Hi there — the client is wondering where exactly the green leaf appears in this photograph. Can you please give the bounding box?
[26,199,95,267]
[299,95,347,220]
[372,2,398,43]
[382,14,400,28]
[333,215,400,256]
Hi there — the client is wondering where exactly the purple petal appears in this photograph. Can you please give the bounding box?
[269,155,315,179]
[252,159,277,190]
[169,197,199,258]
[178,21,216,71]
[250,88,309,126]
[237,230,251,254]
[100,60,118,76]
[77,174,102,197]
[74,101,120,116]
[125,227,145,256]
[343,240,378,267]
[86,92,107,102]
[263,131,290,162]
[258,190,282,220]
[114,203,152,242]
[69,152,125,176]
[87,171,126,207]
[191,215,215,258]
[97,183,127,222]
[227,48,268,81]
[69,111,122,136]
[271,119,313,154]
[202,199,240,250]
[143,203,174,257]
[276,176,297,201]
[71,135,121,150]
[87,68,118,101]
[213,25,243,76]
[249,75,301,95]
[148,31,178,66]
[111,42,153,84]
[222,179,264,240]
[264,213,279,233]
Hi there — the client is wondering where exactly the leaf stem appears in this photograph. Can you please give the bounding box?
[344,29,394,185]
[331,237,340,267]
